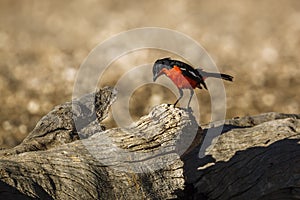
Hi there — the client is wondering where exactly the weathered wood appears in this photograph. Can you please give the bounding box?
[0,87,299,199]
[183,113,300,200]
[0,87,200,199]
[0,87,116,157]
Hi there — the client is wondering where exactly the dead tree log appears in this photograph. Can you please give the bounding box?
[0,87,299,199]
[184,113,300,200]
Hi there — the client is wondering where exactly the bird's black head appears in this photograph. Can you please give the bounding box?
[152,57,172,82]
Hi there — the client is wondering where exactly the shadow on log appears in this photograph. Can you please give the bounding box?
[0,87,299,199]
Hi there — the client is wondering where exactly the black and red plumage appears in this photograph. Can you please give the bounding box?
[152,57,233,107]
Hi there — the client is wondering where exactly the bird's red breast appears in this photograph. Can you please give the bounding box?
[161,65,198,89]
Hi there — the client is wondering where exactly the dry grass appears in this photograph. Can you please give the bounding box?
[0,0,299,147]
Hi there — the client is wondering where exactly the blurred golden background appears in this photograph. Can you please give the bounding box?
[0,0,299,148]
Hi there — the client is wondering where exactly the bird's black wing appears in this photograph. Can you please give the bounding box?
[171,59,208,89]
[172,60,205,80]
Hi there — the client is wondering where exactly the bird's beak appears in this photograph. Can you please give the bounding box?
[153,69,164,82]
[153,74,159,82]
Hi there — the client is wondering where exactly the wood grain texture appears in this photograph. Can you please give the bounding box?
[183,113,300,200]
[0,87,200,199]
[0,87,299,199]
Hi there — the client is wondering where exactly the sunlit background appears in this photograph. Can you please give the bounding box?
[0,0,299,148]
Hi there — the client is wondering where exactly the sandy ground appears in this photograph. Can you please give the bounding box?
[0,0,299,148]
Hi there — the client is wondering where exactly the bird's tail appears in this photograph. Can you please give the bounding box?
[196,69,234,82]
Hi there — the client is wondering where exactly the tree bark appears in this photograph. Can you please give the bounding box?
[0,87,299,199]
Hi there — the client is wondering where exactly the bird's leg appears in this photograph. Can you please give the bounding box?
[174,88,183,107]
[187,89,194,108]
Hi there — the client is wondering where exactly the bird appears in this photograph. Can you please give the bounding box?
[152,57,233,108]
